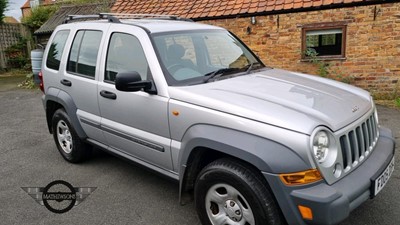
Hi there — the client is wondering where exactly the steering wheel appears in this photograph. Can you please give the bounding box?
[167,64,185,73]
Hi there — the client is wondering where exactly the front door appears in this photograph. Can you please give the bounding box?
[97,29,172,171]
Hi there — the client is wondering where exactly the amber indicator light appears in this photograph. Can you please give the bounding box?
[298,205,313,220]
[279,169,322,186]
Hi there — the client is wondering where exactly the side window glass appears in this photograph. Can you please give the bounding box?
[67,30,102,78]
[67,31,83,73]
[105,33,150,82]
[46,30,70,70]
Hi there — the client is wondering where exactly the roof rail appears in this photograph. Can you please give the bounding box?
[63,13,193,24]
[100,13,193,22]
[63,14,120,24]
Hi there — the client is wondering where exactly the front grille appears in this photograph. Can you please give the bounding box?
[339,112,379,173]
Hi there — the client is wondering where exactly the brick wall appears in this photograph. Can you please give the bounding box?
[21,8,32,18]
[203,3,400,99]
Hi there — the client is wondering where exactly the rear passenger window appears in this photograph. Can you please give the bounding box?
[67,30,102,78]
[105,33,150,82]
[46,30,70,71]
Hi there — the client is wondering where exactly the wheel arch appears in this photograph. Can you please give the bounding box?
[44,88,87,139]
[178,124,311,204]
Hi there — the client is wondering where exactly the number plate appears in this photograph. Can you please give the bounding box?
[372,156,395,197]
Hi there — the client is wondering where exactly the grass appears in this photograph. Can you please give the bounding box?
[395,98,400,108]
[0,69,32,92]
[371,99,400,110]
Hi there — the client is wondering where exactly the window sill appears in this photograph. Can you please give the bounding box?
[301,57,346,62]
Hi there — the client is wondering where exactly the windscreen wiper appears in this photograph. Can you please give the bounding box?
[203,68,240,83]
[245,62,262,74]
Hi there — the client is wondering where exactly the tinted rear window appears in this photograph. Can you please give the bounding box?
[67,30,102,78]
[46,30,70,70]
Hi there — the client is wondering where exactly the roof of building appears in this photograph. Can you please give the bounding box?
[3,16,19,23]
[111,0,398,20]
[21,0,57,9]
[34,4,106,35]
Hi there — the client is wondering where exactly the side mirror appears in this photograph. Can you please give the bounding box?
[115,71,156,94]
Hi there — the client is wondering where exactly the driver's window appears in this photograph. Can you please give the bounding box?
[105,33,149,82]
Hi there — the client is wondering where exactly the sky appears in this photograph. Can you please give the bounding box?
[5,0,27,21]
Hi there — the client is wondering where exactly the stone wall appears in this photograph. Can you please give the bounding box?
[202,3,400,99]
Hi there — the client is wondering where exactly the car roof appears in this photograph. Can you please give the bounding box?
[122,19,224,33]
[61,18,224,34]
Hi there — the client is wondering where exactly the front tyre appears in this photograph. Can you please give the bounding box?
[51,109,91,163]
[195,158,285,225]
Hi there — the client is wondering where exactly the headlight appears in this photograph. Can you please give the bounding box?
[311,128,338,167]
[313,131,329,163]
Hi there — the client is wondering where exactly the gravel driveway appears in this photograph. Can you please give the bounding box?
[0,87,399,225]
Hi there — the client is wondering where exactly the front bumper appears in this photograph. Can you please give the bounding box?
[263,127,395,225]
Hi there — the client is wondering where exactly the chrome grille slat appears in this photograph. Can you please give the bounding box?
[371,116,377,141]
[362,123,369,152]
[367,119,373,146]
[339,112,378,174]
[349,131,359,164]
[356,127,365,158]
[340,136,349,169]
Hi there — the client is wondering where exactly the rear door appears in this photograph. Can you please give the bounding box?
[97,25,172,171]
[43,29,70,93]
[59,23,110,141]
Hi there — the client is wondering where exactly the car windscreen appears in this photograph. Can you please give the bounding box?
[151,29,264,86]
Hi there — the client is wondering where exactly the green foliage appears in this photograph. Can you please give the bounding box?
[21,0,111,29]
[304,48,354,84]
[18,73,36,89]
[395,97,400,108]
[4,34,29,68]
[304,48,329,78]
[0,0,8,24]
[21,5,58,29]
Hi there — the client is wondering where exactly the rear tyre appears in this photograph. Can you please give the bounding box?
[51,109,91,163]
[195,158,285,225]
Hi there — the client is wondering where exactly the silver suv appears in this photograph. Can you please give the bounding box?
[41,14,395,225]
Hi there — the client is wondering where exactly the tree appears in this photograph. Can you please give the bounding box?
[0,0,9,24]
[21,5,58,30]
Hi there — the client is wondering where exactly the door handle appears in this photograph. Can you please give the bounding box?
[100,90,117,100]
[60,79,72,87]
